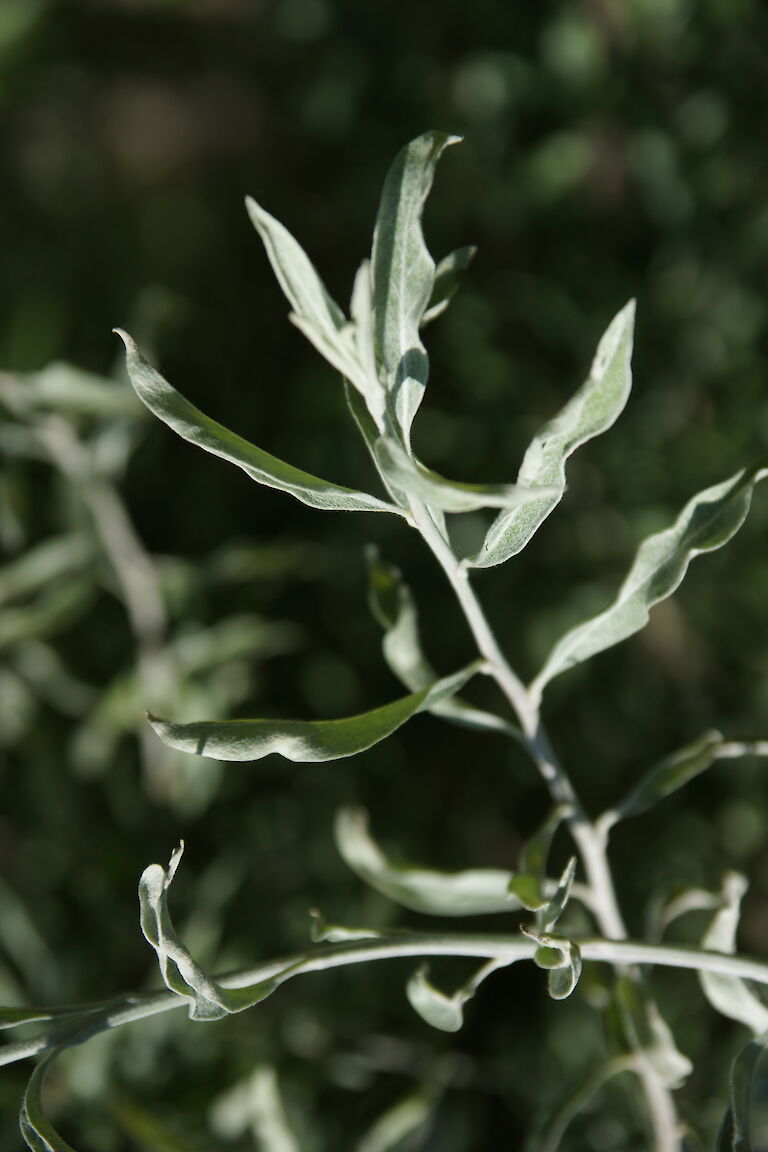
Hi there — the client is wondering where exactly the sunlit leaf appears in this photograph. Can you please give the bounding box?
[148,664,479,763]
[421,246,477,326]
[468,301,635,568]
[406,958,508,1032]
[116,331,401,516]
[335,807,523,916]
[371,130,461,442]
[532,462,768,694]
[700,874,768,1035]
[374,437,556,514]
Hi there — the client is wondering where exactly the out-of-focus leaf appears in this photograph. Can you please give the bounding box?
[25,363,140,418]
[616,974,692,1088]
[421,246,477,326]
[148,664,479,763]
[508,806,570,912]
[532,462,768,694]
[0,535,91,606]
[309,910,381,944]
[0,579,94,652]
[374,437,556,513]
[717,1032,768,1152]
[700,874,768,1035]
[355,1089,433,1152]
[531,1056,636,1152]
[521,928,582,1001]
[113,1095,197,1152]
[468,302,635,569]
[139,845,280,1021]
[116,331,401,516]
[211,1066,304,1152]
[604,730,725,828]
[335,807,523,915]
[20,1047,80,1152]
[646,885,724,942]
[371,130,460,442]
[406,958,508,1032]
[366,547,519,737]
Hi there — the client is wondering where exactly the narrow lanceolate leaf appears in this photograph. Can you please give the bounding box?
[374,438,556,514]
[532,462,768,695]
[508,806,571,912]
[20,1048,80,1152]
[371,130,461,442]
[366,547,520,737]
[468,301,636,569]
[421,246,476,326]
[700,874,768,1035]
[406,958,508,1032]
[149,664,480,763]
[115,331,400,516]
[139,845,282,1021]
[605,730,725,829]
[539,858,577,933]
[335,807,523,916]
[718,1032,768,1152]
[616,974,692,1089]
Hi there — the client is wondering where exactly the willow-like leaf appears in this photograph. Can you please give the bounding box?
[406,958,508,1032]
[335,807,523,916]
[468,301,635,568]
[20,1047,80,1152]
[149,665,478,764]
[139,845,283,1021]
[116,331,400,516]
[421,246,477,326]
[604,730,725,829]
[371,130,460,442]
[508,806,571,912]
[533,462,768,694]
[718,1032,768,1152]
[374,437,556,514]
[366,547,520,737]
[700,874,768,1035]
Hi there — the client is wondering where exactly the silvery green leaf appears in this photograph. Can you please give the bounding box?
[366,547,520,737]
[374,437,557,514]
[468,301,635,568]
[421,246,477,326]
[646,885,724,943]
[508,806,571,911]
[355,1090,433,1152]
[406,958,508,1032]
[718,1032,768,1152]
[309,909,381,943]
[604,730,725,829]
[533,462,768,694]
[139,844,280,1021]
[148,664,479,763]
[350,259,386,426]
[25,363,140,418]
[116,331,401,516]
[521,927,582,1001]
[335,807,523,916]
[540,857,577,932]
[700,874,768,1035]
[616,974,692,1088]
[371,130,461,442]
[0,536,91,606]
[20,1048,80,1152]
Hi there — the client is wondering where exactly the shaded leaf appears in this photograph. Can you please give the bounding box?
[0,536,91,606]
[531,1056,636,1152]
[371,130,460,442]
[616,974,692,1089]
[700,874,768,1035]
[605,729,725,828]
[20,1050,80,1152]
[718,1032,768,1152]
[356,1090,433,1152]
[116,331,400,516]
[309,909,381,944]
[508,806,571,911]
[335,807,523,916]
[468,301,635,568]
[533,462,768,694]
[421,246,477,326]
[521,927,582,1000]
[148,664,479,763]
[406,958,509,1032]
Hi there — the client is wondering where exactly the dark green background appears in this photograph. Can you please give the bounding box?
[2,0,768,1147]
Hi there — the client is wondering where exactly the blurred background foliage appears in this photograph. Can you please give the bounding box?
[2,0,768,1147]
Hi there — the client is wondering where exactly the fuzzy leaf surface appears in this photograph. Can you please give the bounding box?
[116,331,399,515]
[700,874,768,1035]
[533,462,768,693]
[468,301,635,568]
[149,665,479,763]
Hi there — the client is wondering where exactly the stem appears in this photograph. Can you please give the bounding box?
[408,498,679,1149]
